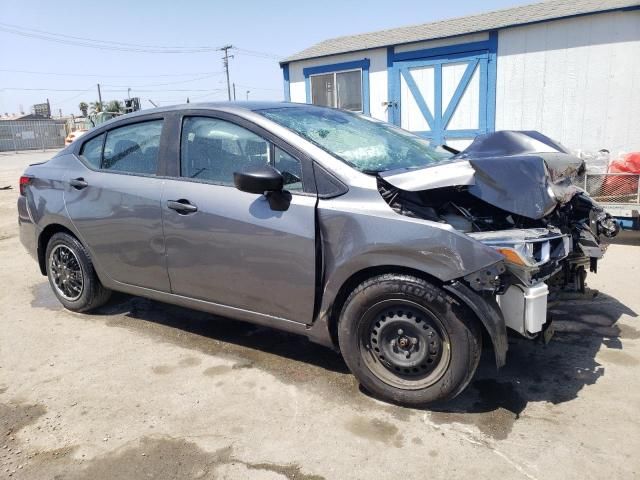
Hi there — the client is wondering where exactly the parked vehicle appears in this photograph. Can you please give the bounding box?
[64,130,87,146]
[17,103,618,406]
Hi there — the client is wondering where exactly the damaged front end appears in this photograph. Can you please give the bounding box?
[379,131,619,340]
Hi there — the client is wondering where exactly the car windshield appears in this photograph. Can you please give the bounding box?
[258,105,450,173]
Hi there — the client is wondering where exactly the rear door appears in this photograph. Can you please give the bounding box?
[64,117,171,291]
[160,113,317,323]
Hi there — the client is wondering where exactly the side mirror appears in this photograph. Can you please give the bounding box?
[233,165,283,194]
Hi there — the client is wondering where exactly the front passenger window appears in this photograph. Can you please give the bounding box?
[181,117,269,185]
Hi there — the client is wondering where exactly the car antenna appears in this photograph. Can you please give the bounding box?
[148,99,158,108]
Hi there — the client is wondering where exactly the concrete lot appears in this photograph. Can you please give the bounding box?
[1,150,639,480]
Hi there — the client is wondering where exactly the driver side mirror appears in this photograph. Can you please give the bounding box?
[233,165,283,194]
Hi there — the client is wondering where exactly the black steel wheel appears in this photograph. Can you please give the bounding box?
[338,274,481,406]
[45,232,111,312]
[360,299,451,390]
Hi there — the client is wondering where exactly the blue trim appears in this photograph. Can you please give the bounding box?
[302,58,370,115]
[413,129,485,139]
[362,65,370,116]
[387,46,395,123]
[434,63,442,144]
[486,31,498,132]
[393,39,493,62]
[282,64,290,102]
[302,59,370,77]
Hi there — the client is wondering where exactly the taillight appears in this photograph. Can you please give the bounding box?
[19,175,33,196]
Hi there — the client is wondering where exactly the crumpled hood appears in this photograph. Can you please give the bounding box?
[380,131,585,220]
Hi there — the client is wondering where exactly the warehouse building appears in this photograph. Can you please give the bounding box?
[281,0,640,154]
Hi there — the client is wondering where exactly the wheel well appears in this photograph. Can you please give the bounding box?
[37,224,77,275]
[326,266,493,356]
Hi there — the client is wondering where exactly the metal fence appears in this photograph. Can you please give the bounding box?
[0,120,67,152]
[577,173,640,204]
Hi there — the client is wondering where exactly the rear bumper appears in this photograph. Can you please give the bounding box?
[17,195,38,261]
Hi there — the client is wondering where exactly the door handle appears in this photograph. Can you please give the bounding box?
[167,199,198,214]
[69,177,88,189]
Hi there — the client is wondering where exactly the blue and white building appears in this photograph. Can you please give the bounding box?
[281,0,640,153]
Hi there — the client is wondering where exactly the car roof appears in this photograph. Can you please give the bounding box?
[86,101,311,131]
[120,101,304,118]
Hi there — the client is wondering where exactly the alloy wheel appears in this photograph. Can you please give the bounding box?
[49,245,84,301]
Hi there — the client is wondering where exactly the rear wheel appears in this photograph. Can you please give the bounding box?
[338,274,481,406]
[45,232,111,312]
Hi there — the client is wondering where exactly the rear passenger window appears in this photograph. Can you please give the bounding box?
[79,134,104,169]
[102,120,163,175]
[181,117,269,185]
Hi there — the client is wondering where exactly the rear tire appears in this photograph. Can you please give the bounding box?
[338,274,481,406]
[45,232,111,312]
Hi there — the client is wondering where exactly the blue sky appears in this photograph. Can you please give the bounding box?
[1,0,531,116]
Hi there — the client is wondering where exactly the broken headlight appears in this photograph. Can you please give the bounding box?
[468,228,571,284]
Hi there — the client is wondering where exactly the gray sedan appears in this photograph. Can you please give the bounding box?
[17,102,618,406]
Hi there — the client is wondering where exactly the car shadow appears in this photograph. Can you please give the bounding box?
[91,288,637,418]
[428,290,638,420]
[93,293,350,376]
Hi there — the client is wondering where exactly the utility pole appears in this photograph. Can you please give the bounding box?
[97,83,103,105]
[233,83,236,101]
[219,45,233,101]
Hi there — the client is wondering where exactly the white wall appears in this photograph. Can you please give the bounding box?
[496,10,640,154]
[288,48,389,121]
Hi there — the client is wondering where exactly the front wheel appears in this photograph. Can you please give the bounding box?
[338,274,481,406]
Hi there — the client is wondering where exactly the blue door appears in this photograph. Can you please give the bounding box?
[390,51,495,150]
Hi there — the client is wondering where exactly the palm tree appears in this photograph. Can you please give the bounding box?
[106,100,123,113]
[78,102,88,117]
[89,101,103,114]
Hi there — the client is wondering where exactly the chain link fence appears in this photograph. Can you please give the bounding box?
[576,173,640,204]
[0,120,67,152]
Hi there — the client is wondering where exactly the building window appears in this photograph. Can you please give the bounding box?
[310,69,363,112]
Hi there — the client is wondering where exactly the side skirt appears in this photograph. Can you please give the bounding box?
[101,277,312,338]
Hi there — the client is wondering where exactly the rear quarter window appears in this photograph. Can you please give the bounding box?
[79,134,105,169]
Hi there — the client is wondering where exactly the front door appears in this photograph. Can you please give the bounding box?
[392,51,492,150]
[161,115,317,324]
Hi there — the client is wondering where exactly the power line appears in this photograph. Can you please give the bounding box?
[0,68,224,78]
[234,48,282,60]
[0,22,216,50]
[101,73,222,88]
[0,87,230,93]
[0,22,284,58]
[0,23,222,53]
[233,84,281,92]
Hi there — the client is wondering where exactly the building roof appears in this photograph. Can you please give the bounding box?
[282,0,639,64]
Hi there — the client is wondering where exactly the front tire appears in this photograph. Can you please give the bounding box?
[45,232,111,312]
[338,274,481,406]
